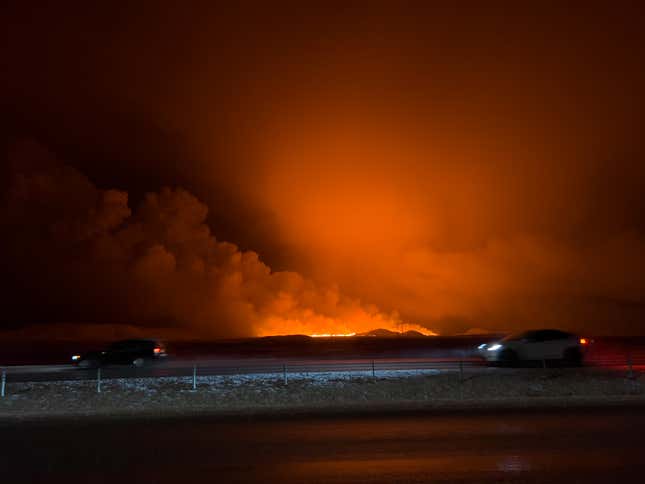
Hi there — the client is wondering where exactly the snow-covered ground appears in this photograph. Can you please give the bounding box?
[112,368,441,391]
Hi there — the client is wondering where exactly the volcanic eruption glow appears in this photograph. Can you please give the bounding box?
[2,3,645,340]
[310,333,356,338]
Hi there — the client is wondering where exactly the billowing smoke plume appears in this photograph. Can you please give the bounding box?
[2,139,421,339]
[3,3,645,338]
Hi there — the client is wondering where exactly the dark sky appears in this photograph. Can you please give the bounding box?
[2,2,644,338]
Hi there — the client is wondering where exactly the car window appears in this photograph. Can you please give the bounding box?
[130,341,153,351]
[501,331,537,342]
[502,330,567,343]
[109,340,148,351]
[502,332,524,342]
[523,331,541,342]
[538,330,570,341]
[108,341,129,351]
[543,330,558,341]
[529,330,546,342]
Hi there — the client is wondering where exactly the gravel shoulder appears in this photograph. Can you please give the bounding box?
[1,368,644,421]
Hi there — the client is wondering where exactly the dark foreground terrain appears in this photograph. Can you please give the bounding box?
[2,406,645,483]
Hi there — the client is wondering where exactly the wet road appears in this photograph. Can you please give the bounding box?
[2,407,645,483]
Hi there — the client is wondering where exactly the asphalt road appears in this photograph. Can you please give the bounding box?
[3,357,484,382]
[4,335,645,383]
[3,335,644,383]
[5,355,644,384]
[2,407,645,483]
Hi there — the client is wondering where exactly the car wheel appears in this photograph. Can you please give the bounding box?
[499,349,518,367]
[563,347,582,366]
[132,357,146,367]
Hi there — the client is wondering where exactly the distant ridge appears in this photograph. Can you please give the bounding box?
[356,328,430,338]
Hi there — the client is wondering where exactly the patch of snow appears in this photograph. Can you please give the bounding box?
[3,368,443,395]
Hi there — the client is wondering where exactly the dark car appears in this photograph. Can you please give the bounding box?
[72,339,168,368]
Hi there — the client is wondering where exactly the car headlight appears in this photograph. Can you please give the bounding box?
[478,343,487,349]
[487,344,503,351]
[71,355,81,361]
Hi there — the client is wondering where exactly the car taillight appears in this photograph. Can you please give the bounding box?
[579,338,588,345]
[154,347,161,354]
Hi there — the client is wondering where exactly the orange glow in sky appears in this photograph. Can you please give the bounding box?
[3,3,645,339]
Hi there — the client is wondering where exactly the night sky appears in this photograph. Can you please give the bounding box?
[2,2,644,339]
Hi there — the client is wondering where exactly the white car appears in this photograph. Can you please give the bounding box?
[478,329,588,365]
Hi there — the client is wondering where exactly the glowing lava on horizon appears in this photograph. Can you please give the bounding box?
[310,332,357,338]
[255,314,439,338]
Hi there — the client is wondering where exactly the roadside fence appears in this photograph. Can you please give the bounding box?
[1,353,644,397]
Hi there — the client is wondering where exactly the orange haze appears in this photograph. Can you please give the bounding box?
[2,3,645,337]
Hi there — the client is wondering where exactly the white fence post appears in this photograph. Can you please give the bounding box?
[192,364,197,390]
[1,369,6,398]
[97,367,102,393]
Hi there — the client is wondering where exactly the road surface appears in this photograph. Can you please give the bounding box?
[5,354,644,384]
[2,406,645,483]
[3,357,484,382]
[4,334,644,383]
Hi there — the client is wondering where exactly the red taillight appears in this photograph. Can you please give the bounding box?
[154,347,161,354]
[579,338,588,345]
